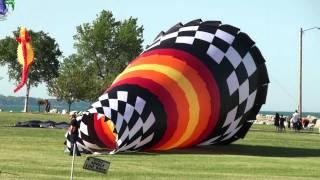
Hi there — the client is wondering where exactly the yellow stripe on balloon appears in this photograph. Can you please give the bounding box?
[114,64,200,149]
[106,120,116,135]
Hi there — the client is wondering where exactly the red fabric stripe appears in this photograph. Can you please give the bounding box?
[13,65,29,93]
[138,49,221,145]
[129,54,210,148]
[93,114,116,150]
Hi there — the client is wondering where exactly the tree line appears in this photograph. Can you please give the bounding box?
[0,10,144,112]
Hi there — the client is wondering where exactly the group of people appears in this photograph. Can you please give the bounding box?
[274,110,308,132]
[273,113,286,132]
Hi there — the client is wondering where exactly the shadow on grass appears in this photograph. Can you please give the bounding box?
[159,144,320,157]
[250,128,319,135]
[0,170,19,177]
[114,144,320,157]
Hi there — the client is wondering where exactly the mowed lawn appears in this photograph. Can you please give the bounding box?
[0,112,319,180]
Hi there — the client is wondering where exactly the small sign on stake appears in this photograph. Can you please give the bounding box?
[83,157,110,174]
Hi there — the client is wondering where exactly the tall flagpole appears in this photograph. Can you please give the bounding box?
[298,27,320,120]
[298,28,303,120]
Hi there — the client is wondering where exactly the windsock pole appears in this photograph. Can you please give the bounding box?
[70,144,76,180]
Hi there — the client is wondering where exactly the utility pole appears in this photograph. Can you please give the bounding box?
[298,27,319,120]
[298,28,302,120]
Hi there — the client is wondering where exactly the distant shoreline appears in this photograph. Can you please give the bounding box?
[0,95,90,112]
[0,105,88,113]
[259,111,320,118]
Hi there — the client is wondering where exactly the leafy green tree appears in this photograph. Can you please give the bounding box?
[73,10,144,99]
[0,29,62,112]
[48,55,101,111]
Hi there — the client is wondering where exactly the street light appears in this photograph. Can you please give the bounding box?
[298,27,320,119]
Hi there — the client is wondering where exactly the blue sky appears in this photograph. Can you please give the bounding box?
[0,0,319,112]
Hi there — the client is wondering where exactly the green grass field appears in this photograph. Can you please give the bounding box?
[0,112,319,180]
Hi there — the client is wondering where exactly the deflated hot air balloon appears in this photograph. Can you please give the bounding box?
[66,19,269,153]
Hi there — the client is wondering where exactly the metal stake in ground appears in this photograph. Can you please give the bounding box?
[70,143,76,180]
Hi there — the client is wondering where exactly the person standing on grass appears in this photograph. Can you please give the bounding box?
[69,113,81,156]
[287,116,291,129]
[279,115,286,132]
[274,113,280,132]
[291,110,299,132]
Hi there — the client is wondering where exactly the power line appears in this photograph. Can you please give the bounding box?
[269,74,296,104]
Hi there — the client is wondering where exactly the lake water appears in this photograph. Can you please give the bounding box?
[0,105,87,112]
[260,111,320,118]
